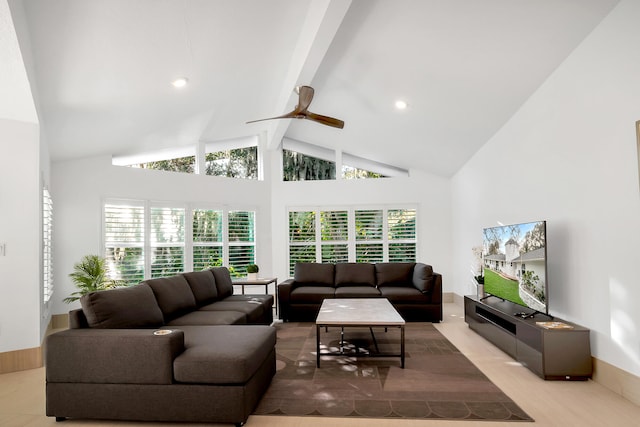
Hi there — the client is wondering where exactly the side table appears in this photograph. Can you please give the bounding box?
[232,277,278,314]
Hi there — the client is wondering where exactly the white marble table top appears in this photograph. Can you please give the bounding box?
[316,298,405,325]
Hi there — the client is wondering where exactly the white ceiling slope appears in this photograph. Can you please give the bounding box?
[9,0,619,177]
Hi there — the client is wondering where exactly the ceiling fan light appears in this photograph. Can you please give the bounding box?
[172,77,188,88]
[395,100,408,110]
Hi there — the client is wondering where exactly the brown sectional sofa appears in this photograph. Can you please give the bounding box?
[45,267,275,426]
[278,262,443,322]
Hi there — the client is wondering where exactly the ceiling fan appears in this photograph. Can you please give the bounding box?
[247,85,344,129]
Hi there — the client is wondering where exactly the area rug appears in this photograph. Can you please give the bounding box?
[253,322,533,421]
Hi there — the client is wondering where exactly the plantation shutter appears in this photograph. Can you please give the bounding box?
[192,209,223,271]
[228,211,255,276]
[320,210,348,263]
[42,187,53,303]
[288,211,316,274]
[150,206,185,278]
[355,209,384,263]
[388,208,416,262]
[104,202,145,285]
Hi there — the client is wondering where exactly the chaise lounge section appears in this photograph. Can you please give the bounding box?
[278,262,443,322]
[45,267,275,426]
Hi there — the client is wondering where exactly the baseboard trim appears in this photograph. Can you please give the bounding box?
[0,346,42,374]
[593,358,640,407]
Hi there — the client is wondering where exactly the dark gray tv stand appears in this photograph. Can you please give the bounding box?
[464,295,592,380]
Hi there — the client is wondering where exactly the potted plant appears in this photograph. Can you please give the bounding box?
[63,254,124,303]
[246,264,259,280]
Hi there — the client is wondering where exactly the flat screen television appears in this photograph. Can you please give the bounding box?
[482,220,548,315]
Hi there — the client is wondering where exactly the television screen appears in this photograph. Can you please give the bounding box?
[482,220,548,314]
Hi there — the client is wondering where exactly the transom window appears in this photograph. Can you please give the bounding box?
[287,206,417,274]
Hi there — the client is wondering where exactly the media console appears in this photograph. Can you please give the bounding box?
[464,295,592,380]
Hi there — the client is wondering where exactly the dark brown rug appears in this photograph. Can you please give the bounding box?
[253,322,533,421]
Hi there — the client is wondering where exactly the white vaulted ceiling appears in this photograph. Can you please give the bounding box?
[9,0,619,177]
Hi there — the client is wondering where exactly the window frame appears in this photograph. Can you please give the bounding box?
[287,205,418,274]
[103,199,258,283]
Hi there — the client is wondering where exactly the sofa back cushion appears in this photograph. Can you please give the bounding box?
[335,263,376,287]
[143,275,197,321]
[294,262,335,287]
[182,270,218,305]
[412,263,435,293]
[80,284,164,329]
[376,262,416,286]
[211,267,234,299]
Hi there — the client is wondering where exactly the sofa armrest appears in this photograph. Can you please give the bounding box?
[277,279,294,321]
[45,328,185,385]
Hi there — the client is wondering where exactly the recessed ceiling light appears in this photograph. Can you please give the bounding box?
[395,100,408,110]
[172,77,188,88]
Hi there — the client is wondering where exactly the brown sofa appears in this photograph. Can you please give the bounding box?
[45,267,275,427]
[278,262,442,322]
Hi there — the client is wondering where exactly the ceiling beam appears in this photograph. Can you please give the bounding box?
[265,0,352,150]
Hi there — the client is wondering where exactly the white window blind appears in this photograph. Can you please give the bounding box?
[388,208,416,262]
[355,209,384,263]
[288,211,316,274]
[150,206,185,278]
[104,202,145,285]
[42,187,53,303]
[228,210,256,275]
[320,210,348,263]
[192,209,223,271]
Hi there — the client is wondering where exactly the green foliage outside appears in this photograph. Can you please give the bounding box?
[64,255,125,303]
[283,149,335,181]
[132,156,195,173]
[483,268,527,306]
[205,147,257,179]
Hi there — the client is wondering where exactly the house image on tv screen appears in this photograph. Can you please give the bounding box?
[482,221,547,312]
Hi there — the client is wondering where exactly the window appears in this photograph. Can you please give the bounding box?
[150,206,185,278]
[205,146,258,179]
[288,206,417,274]
[42,187,53,303]
[282,149,336,181]
[128,155,196,173]
[227,211,256,275]
[342,165,386,179]
[192,209,223,271]
[104,201,256,283]
[104,201,145,285]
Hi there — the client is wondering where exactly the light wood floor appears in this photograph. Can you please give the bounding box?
[2,301,639,427]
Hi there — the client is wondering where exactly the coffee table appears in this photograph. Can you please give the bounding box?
[315,298,406,368]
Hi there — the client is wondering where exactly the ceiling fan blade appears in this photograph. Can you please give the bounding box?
[305,111,345,129]
[296,85,314,112]
[246,110,298,124]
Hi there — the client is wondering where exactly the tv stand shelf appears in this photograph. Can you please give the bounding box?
[464,295,592,380]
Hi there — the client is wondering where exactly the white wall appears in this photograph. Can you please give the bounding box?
[50,155,273,315]
[270,152,452,285]
[452,0,640,377]
[0,119,40,353]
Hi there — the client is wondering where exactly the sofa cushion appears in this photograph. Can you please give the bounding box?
[378,286,431,304]
[335,263,376,287]
[211,267,234,299]
[172,325,276,384]
[294,263,335,286]
[413,263,435,293]
[199,300,265,324]
[334,286,381,298]
[182,270,218,305]
[375,262,416,286]
[144,275,197,321]
[80,284,164,329]
[166,310,247,326]
[290,286,335,304]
